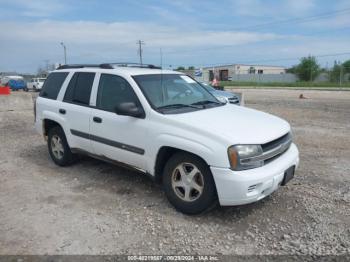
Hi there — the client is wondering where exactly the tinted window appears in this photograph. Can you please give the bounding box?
[133,74,217,109]
[63,73,78,102]
[64,72,95,105]
[97,74,139,112]
[39,72,68,99]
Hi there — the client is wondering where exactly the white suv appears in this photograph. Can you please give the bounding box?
[27,77,46,91]
[35,63,299,214]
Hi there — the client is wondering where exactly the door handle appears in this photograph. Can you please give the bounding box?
[59,109,66,114]
[93,116,102,123]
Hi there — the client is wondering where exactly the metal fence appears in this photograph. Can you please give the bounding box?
[230,73,297,83]
[191,68,350,85]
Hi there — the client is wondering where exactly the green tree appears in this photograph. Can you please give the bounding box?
[329,61,342,82]
[330,60,350,82]
[295,56,321,81]
[343,60,350,73]
[176,66,185,70]
[343,60,350,80]
[188,66,195,70]
[286,66,297,74]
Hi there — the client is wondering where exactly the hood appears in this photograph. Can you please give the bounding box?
[166,104,290,145]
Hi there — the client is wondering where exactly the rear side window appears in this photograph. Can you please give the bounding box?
[64,72,95,106]
[39,72,68,99]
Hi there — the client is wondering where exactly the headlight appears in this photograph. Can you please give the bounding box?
[228,145,263,170]
[216,96,228,104]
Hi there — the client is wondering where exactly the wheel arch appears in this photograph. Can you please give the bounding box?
[43,118,63,138]
[153,146,211,184]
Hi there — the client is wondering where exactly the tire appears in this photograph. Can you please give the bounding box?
[163,152,217,215]
[48,126,75,166]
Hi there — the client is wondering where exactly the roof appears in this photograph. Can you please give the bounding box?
[54,66,180,76]
[1,75,24,79]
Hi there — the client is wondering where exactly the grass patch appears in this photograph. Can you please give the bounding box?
[220,81,350,88]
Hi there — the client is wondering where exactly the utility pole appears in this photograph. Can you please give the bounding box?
[310,63,312,82]
[340,64,343,87]
[137,40,145,65]
[44,59,49,71]
[160,48,163,68]
[60,42,67,64]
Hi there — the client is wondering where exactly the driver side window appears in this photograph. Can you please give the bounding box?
[96,74,139,112]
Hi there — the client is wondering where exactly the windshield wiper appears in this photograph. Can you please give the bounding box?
[191,100,222,106]
[157,104,202,110]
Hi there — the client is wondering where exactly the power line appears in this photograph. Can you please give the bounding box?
[168,51,350,67]
[146,6,350,43]
[229,7,350,31]
[65,7,350,61]
[160,26,350,56]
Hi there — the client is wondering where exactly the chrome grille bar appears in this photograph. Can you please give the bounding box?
[240,135,292,165]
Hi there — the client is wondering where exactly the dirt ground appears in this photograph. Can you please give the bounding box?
[0,89,349,256]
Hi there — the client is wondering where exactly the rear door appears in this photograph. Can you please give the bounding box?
[59,72,96,153]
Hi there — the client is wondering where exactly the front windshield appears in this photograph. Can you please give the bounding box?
[133,74,220,112]
[200,82,216,92]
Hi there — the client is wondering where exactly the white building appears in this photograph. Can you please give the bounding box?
[199,64,286,82]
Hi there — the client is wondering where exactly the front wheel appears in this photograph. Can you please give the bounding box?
[48,126,75,166]
[163,152,217,215]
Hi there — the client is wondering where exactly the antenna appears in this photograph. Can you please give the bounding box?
[137,40,145,65]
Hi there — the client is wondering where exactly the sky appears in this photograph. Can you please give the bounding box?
[0,0,350,73]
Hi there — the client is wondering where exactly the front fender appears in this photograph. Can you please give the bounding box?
[147,133,229,175]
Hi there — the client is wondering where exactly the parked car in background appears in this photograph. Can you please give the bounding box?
[1,75,28,91]
[6,79,28,91]
[1,75,23,84]
[27,78,46,91]
[200,82,242,105]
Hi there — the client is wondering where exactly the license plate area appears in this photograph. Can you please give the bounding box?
[281,165,295,186]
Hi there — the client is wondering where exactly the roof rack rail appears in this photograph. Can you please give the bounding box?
[56,63,161,70]
[56,64,114,70]
[101,63,161,69]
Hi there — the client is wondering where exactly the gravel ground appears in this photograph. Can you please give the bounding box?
[0,90,349,256]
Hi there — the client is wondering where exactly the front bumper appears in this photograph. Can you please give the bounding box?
[211,143,299,206]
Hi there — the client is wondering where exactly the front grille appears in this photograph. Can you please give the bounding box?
[262,132,292,164]
[262,132,292,152]
[228,97,239,104]
[239,132,292,167]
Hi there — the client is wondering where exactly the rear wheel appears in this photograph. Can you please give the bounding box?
[48,126,75,166]
[163,152,217,215]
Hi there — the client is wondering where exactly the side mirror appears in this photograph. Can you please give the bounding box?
[114,102,145,118]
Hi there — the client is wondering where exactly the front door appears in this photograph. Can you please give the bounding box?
[90,73,148,170]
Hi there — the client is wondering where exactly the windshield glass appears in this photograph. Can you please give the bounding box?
[133,74,220,112]
[200,82,216,92]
